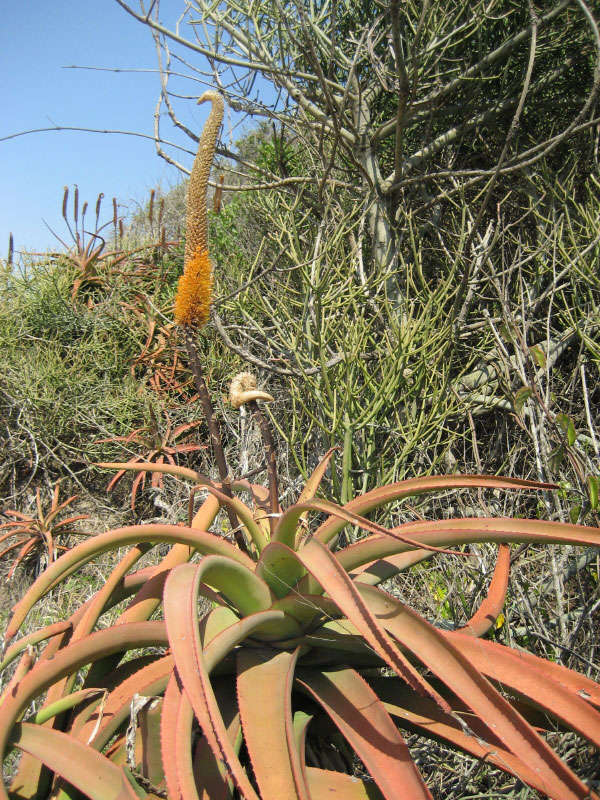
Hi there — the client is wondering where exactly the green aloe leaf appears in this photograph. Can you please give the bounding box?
[192,554,272,616]
[33,688,106,726]
[588,475,599,510]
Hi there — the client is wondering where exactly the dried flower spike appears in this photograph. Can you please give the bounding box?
[174,91,224,328]
[229,372,274,408]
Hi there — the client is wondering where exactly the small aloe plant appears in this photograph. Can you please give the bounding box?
[2,92,599,800]
[0,482,89,580]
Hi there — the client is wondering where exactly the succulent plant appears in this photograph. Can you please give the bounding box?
[0,482,89,580]
[2,451,600,799]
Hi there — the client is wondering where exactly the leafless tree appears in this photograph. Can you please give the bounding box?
[114,0,599,294]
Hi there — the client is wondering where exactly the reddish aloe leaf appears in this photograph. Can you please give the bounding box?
[55,545,152,702]
[357,583,598,800]
[161,674,198,800]
[368,675,553,796]
[0,620,168,791]
[161,673,185,800]
[335,516,600,575]
[297,668,432,800]
[297,448,337,506]
[98,460,203,483]
[164,563,285,800]
[275,498,465,556]
[314,475,555,546]
[456,543,510,636]
[8,722,141,800]
[237,648,310,800]
[0,649,35,705]
[444,631,600,749]
[82,655,174,750]
[193,677,242,800]
[6,524,254,643]
[294,538,452,712]
[0,621,72,674]
[352,550,432,586]
[294,448,337,546]
[305,767,385,798]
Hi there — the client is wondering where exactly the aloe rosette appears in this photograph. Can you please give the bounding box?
[2,453,600,800]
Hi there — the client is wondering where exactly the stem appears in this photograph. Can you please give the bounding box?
[183,327,249,555]
[247,400,280,535]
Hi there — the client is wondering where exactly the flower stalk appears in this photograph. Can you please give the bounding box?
[174,91,249,553]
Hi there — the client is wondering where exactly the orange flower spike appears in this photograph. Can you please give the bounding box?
[174,247,213,327]
[174,90,224,329]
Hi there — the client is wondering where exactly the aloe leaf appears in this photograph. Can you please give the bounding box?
[357,582,596,800]
[314,474,555,546]
[444,631,600,749]
[6,524,254,642]
[256,541,307,597]
[164,563,284,800]
[0,620,168,788]
[369,676,552,795]
[193,555,272,616]
[305,767,384,798]
[237,648,310,799]
[292,538,451,712]
[201,486,269,553]
[58,546,152,702]
[275,498,460,556]
[297,668,432,799]
[351,550,432,586]
[33,688,106,726]
[335,516,600,574]
[193,677,242,799]
[455,543,510,636]
[297,448,337,506]
[0,621,72,674]
[97,461,202,483]
[8,722,142,800]
[82,656,174,751]
[270,594,339,630]
[161,674,197,800]
[291,711,312,770]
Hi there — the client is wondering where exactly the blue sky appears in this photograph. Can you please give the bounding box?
[0,1,217,260]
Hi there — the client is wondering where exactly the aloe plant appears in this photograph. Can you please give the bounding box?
[2,447,600,799]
